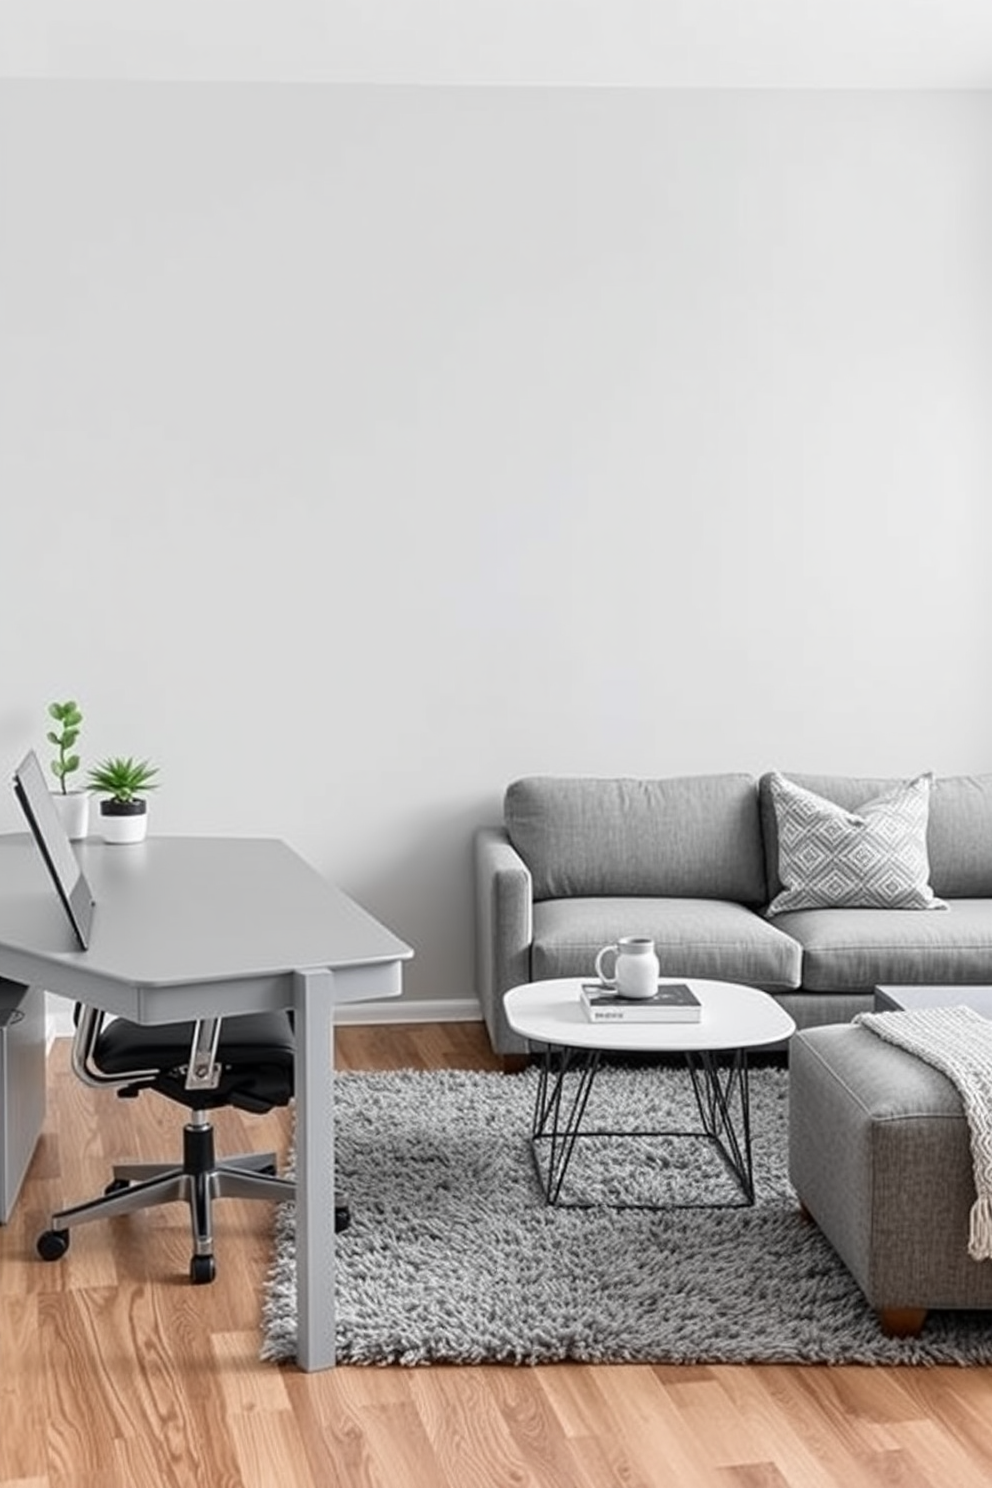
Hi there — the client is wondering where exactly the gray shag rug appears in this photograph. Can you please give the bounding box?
[261,1064,992,1366]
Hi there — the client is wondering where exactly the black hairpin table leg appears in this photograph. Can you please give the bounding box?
[529,1043,756,1209]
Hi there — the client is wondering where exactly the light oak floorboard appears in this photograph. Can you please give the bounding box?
[1,1027,992,1487]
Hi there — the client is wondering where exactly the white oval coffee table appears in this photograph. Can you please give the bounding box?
[504,977,795,1208]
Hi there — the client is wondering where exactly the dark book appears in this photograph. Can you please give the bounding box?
[579,981,702,1023]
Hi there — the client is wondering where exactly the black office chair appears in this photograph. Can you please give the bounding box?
[36,1006,312,1283]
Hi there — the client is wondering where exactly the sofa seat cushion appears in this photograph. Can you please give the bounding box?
[770,900,992,992]
[531,898,802,991]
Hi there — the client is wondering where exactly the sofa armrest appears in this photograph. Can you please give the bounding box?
[474,827,533,1055]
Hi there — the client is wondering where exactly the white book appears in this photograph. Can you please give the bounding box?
[579,982,702,1023]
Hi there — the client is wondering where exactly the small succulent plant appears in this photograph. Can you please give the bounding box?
[86,756,160,804]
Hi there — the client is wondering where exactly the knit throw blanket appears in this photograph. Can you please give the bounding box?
[855,1006,992,1261]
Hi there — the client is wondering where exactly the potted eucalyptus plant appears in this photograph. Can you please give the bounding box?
[86,756,160,844]
[46,699,89,841]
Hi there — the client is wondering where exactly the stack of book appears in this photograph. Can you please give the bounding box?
[579,981,702,1023]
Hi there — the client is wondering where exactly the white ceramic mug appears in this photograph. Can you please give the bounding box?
[593,937,660,1000]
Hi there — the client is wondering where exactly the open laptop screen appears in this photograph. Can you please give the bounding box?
[13,749,94,950]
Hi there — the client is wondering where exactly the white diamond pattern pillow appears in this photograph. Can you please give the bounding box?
[766,772,947,916]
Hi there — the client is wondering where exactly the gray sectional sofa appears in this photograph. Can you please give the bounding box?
[474,771,992,1057]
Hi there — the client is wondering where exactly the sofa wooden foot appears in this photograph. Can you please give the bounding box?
[797,1198,813,1222]
[878,1307,927,1338]
[502,1054,530,1074]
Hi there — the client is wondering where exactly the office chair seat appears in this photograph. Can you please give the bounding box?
[37,1009,310,1285]
[97,1011,296,1112]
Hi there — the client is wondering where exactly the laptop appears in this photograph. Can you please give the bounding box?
[13,749,95,950]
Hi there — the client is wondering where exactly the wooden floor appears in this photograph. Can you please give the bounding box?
[2,1023,992,1487]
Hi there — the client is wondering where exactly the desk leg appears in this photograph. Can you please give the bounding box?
[293,967,336,1371]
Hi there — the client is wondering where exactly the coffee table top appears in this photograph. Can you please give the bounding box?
[504,977,795,1053]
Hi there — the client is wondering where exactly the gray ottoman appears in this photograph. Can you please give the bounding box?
[789,1023,992,1336]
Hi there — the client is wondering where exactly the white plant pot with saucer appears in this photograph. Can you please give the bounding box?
[98,799,148,844]
[49,790,90,842]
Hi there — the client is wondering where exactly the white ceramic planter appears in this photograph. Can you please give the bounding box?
[98,799,148,844]
[49,791,90,841]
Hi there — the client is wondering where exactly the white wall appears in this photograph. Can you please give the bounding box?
[4,1,992,86]
[1,84,990,1010]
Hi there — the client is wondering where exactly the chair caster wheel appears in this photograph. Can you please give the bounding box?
[37,1228,70,1262]
[190,1254,216,1285]
[335,1205,351,1233]
[105,1178,130,1195]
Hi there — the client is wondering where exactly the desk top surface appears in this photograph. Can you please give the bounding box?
[0,833,412,991]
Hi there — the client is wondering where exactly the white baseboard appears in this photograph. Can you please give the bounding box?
[45,993,75,1045]
[46,993,482,1041]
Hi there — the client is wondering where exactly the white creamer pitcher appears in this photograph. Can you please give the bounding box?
[593,937,660,999]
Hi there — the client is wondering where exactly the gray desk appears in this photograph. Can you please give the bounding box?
[0,832,412,1372]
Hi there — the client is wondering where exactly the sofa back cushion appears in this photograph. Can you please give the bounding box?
[504,774,767,903]
[759,772,992,901]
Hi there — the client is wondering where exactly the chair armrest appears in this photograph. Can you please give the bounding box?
[474,827,533,1055]
[72,1009,226,1091]
[71,1005,158,1089]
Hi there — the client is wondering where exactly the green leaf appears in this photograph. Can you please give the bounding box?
[86,753,160,801]
[47,699,82,730]
[64,754,80,775]
[61,728,79,749]
[51,761,65,779]
[46,730,61,746]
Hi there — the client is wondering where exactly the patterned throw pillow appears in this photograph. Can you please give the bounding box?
[766,772,946,916]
